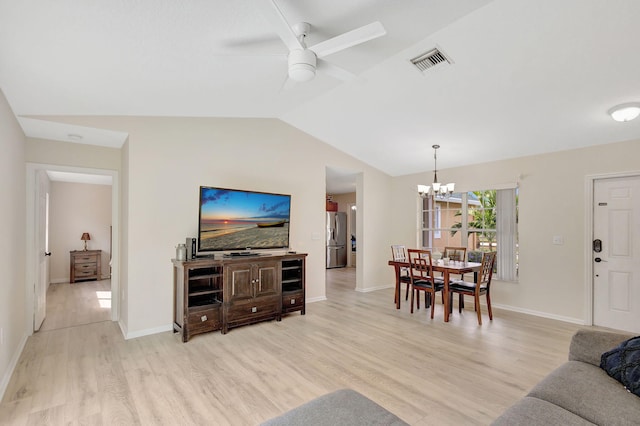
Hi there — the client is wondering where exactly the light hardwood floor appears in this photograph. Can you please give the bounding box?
[1,268,585,425]
[39,280,112,332]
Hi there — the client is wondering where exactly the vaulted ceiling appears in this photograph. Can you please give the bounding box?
[2,0,639,188]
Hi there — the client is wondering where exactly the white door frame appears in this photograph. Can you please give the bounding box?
[34,170,50,330]
[25,162,120,334]
[584,170,640,326]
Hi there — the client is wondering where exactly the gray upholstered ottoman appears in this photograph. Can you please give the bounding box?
[261,389,408,426]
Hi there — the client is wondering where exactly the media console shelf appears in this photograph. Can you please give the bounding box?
[281,258,305,315]
[172,253,307,342]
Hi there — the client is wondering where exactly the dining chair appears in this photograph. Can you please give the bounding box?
[428,246,467,306]
[407,249,443,318]
[448,251,497,325]
[390,245,411,302]
[443,246,467,262]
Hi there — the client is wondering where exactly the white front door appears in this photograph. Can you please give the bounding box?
[593,175,640,333]
[34,170,50,331]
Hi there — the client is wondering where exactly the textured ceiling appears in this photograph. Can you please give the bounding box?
[2,0,639,193]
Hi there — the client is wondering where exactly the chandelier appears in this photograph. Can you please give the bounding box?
[417,144,455,198]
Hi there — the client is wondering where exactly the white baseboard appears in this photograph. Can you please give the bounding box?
[117,320,128,339]
[124,324,173,340]
[307,296,328,303]
[356,284,394,293]
[491,303,584,325]
[0,333,28,402]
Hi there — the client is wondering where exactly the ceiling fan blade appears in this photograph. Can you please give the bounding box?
[317,59,356,82]
[219,33,284,51]
[310,21,386,58]
[255,0,303,52]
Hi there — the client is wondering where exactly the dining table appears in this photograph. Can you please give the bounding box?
[388,258,482,322]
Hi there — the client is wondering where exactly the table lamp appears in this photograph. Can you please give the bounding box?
[81,232,91,251]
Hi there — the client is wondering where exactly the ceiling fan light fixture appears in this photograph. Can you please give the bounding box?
[608,102,640,122]
[289,63,316,82]
[288,49,316,82]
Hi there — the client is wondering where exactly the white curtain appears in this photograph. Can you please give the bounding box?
[496,188,517,281]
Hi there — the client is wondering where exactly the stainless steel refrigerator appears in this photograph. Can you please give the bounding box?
[326,212,347,268]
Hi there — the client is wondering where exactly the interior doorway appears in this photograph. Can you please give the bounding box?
[325,166,359,293]
[26,163,119,334]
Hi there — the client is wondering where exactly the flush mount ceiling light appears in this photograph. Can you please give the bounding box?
[608,102,640,122]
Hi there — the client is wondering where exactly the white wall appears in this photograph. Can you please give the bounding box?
[13,113,640,338]
[21,113,640,333]
[120,117,395,335]
[26,115,395,337]
[0,89,27,398]
[26,138,121,169]
[49,182,112,282]
[392,138,640,323]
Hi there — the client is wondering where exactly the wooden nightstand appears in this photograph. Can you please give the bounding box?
[70,250,102,283]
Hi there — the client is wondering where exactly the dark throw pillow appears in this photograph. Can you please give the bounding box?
[600,335,640,398]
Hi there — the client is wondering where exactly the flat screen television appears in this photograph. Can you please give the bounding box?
[198,186,291,254]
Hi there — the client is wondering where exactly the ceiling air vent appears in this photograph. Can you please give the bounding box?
[410,48,451,72]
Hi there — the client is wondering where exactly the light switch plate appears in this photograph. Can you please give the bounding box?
[552,235,564,245]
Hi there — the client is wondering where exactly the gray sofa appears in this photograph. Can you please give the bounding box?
[492,329,640,425]
[261,389,408,426]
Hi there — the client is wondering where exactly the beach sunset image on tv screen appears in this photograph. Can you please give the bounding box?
[198,186,291,252]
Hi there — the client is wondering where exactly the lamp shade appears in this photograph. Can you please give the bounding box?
[81,233,91,241]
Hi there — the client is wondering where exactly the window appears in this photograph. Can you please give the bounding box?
[434,205,441,239]
[420,188,518,281]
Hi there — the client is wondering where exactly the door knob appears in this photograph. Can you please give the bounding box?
[594,257,607,263]
[45,252,52,256]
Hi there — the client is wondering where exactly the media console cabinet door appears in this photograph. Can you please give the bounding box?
[226,261,280,300]
[255,262,280,297]
[227,264,254,300]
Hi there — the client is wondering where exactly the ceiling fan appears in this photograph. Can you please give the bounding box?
[254,0,387,84]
